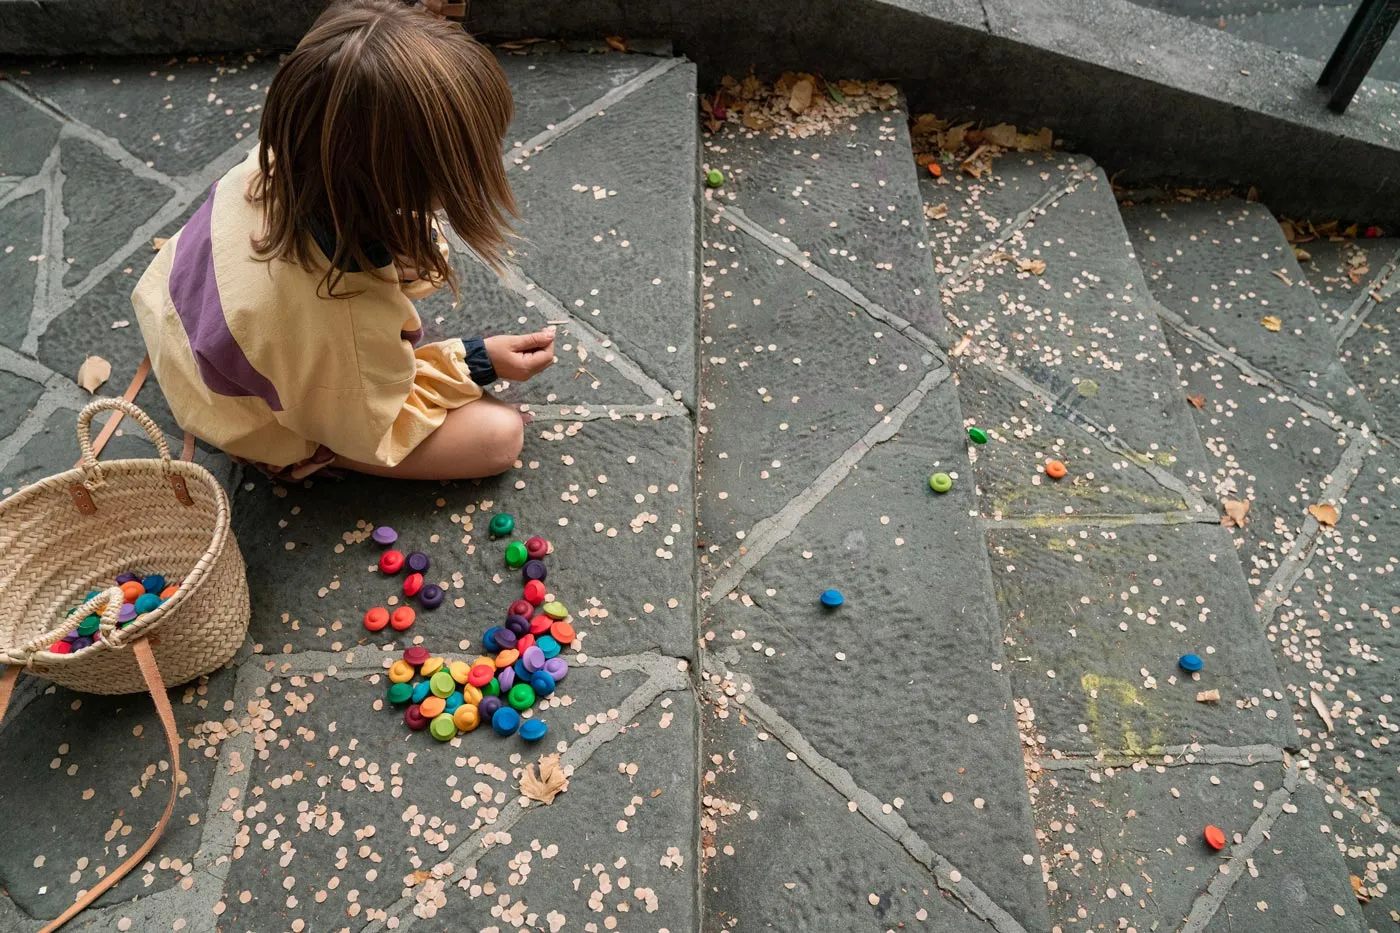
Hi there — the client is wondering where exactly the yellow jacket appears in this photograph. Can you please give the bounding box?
[132,150,485,468]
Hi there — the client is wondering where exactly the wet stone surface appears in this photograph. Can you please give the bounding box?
[990,521,1293,756]
[0,667,236,920]
[1034,761,1358,933]
[701,707,993,933]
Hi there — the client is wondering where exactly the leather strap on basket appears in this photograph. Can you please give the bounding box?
[0,640,179,933]
[79,354,195,464]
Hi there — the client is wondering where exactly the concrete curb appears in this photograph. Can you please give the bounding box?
[2,0,1397,224]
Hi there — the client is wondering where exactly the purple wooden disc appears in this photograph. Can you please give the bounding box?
[371,526,398,546]
[406,552,430,574]
[479,696,503,720]
[521,646,545,673]
[505,613,530,636]
[497,666,516,692]
[522,560,547,583]
[115,572,140,584]
[419,584,444,609]
[543,657,568,681]
[118,603,137,623]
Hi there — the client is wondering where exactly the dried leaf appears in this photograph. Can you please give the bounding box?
[405,869,433,887]
[1261,315,1282,332]
[1196,689,1220,703]
[1352,874,1370,903]
[950,333,972,357]
[604,35,628,52]
[521,754,569,804]
[77,355,111,394]
[981,123,1019,148]
[1187,394,1206,409]
[152,236,168,250]
[1292,246,1311,263]
[1018,127,1054,151]
[1017,257,1046,275]
[1221,498,1251,528]
[939,122,971,153]
[960,144,996,179]
[787,78,814,114]
[924,203,948,220]
[869,83,898,100]
[1270,269,1293,286]
[1308,502,1339,527]
[1311,690,1334,732]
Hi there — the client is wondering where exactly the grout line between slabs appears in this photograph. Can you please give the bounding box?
[1033,742,1285,772]
[969,356,1214,514]
[937,160,1097,292]
[709,203,947,363]
[699,665,1030,933]
[1254,432,1373,629]
[982,510,1216,530]
[1179,763,1308,933]
[705,365,950,604]
[0,379,85,472]
[1333,243,1400,349]
[359,657,692,933]
[0,79,184,194]
[501,58,683,171]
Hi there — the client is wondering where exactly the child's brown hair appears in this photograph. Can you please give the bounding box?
[252,0,515,297]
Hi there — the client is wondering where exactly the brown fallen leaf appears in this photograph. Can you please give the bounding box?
[1221,498,1251,528]
[1186,394,1206,409]
[980,123,1019,148]
[1308,502,1339,527]
[604,35,628,52]
[650,788,664,798]
[1270,269,1293,286]
[1292,246,1311,263]
[787,78,814,114]
[1311,690,1334,732]
[404,869,433,887]
[152,236,168,251]
[950,333,973,358]
[961,144,996,179]
[1261,315,1282,332]
[77,355,112,394]
[924,203,948,220]
[521,754,569,804]
[1352,874,1370,903]
[1196,689,1220,703]
[1017,257,1047,275]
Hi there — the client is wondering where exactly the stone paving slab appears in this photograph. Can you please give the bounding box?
[231,414,695,660]
[696,223,928,544]
[957,360,1195,519]
[940,168,1214,507]
[1125,199,1373,426]
[0,87,62,176]
[704,107,948,343]
[1298,237,1400,333]
[1339,285,1400,441]
[989,521,1293,757]
[923,151,1094,281]
[0,191,48,351]
[507,61,699,408]
[1034,760,1360,933]
[701,706,993,933]
[0,667,236,922]
[703,379,1048,929]
[1163,322,1352,596]
[10,57,278,178]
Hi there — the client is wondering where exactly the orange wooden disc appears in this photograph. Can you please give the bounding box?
[418,695,446,719]
[494,649,520,669]
[119,581,145,603]
[1204,825,1227,850]
[1045,459,1067,479]
[550,621,576,645]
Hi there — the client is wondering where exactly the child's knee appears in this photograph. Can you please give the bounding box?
[483,407,524,475]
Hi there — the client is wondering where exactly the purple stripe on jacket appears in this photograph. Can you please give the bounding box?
[167,183,284,411]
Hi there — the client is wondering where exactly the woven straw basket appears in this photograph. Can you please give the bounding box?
[0,398,249,693]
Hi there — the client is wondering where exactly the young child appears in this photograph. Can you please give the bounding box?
[132,0,553,482]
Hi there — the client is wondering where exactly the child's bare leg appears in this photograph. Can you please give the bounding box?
[335,398,525,480]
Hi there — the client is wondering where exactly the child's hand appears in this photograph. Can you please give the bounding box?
[484,329,556,382]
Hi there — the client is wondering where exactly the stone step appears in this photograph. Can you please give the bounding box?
[925,149,1363,930]
[0,45,704,933]
[696,99,1049,932]
[1123,198,1392,931]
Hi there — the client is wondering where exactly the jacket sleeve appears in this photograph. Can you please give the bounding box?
[275,291,484,467]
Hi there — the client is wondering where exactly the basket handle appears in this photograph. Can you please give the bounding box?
[0,639,179,933]
[71,396,194,511]
[0,587,125,666]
